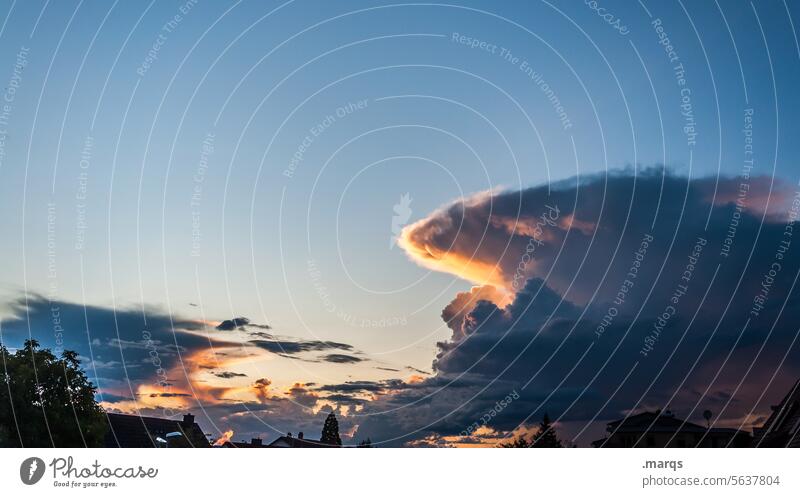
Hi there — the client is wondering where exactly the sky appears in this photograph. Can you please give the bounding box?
[1,0,800,447]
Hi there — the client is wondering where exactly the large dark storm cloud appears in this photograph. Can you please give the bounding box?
[356,170,800,445]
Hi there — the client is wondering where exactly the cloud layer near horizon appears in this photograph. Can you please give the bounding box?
[0,296,366,442]
[3,170,800,446]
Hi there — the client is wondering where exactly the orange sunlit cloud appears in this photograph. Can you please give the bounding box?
[559,213,596,235]
[407,374,426,384]
[212,430,234,446]
[397,226,509,289]
[397,192,573,294]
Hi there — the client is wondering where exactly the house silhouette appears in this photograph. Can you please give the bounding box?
[753,379,800,447]
[104,413,210,448]
[592,410,751,448]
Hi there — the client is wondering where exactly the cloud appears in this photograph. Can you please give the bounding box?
[0,295,238,387]
[216,317,250,330]
[6,169,799,447]
[441,285,509,341]
[314,380,401,395]
[354,169,800,445]
[96,392,134,403]
[321,353,363,364]
[320,394,364,404]
[215,317,272,331]
[248,338,353,355]
[212,371,248,379]
[406,366,430,375]
[399,169,795,303]
[253,378,272,402]
[0,295,366,443]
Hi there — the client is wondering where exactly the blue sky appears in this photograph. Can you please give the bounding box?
[1,0,799,445]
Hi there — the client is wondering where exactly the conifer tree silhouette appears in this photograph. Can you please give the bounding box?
[320,412,342,446]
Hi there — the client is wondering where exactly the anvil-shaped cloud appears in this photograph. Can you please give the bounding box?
[398,169,795,305]
[353,169,800,445]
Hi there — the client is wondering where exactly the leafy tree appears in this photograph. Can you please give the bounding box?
[0,340,107,447]
[500,413,563,448]
[320,411,342,446]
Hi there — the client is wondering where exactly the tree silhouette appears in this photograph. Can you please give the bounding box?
[530,413,563,447]
[320,411,342,446]
[357,438,372,447]
[0,340,108,447]
[500,413,563,448]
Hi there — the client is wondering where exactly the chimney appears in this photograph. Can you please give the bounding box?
[251,438,262,447]
[287,432,293,438]
[298,432,304,440]
[182,413,195,426]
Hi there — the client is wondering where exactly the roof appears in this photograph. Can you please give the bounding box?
[220,438,266,448]
[104,413,210,448]
[754,379,800,447]
[267,435,333,448]
[592,410,752,447]
[607,411,709,434]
